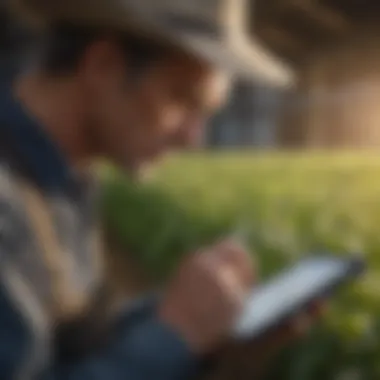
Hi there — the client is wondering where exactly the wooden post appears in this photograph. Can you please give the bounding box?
[278,30,380,148]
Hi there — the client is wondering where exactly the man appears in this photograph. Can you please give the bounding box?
[0,0,316,379]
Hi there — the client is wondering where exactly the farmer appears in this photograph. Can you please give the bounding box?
[0,0,319,378]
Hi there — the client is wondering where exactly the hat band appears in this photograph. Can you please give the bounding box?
[160,13,223,39]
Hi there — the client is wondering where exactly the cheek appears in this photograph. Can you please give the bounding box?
[90,89,136,157]
[100,97,128,135]
[137,82,187,135]
[91,83,126,127]
[159,105,188,135]
[138,98,187,141]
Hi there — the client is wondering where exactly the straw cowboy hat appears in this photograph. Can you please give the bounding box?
[10,0,294,88]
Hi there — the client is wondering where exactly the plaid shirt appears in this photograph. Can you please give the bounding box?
[0,81,198,379]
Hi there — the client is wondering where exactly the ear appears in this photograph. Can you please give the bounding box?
[78,38,127,94]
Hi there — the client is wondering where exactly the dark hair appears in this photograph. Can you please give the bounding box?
[0,5,39,77]
[39,23,177,76]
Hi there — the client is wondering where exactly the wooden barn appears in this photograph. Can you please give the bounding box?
[208,0,380,148]
[2,0,380,148]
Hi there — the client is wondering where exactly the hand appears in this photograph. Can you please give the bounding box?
[158,239,255,355]
[203,301,326,380]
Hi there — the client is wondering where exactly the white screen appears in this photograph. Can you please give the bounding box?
[233,257,349,338]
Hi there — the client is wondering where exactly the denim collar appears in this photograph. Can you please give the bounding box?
[0,81,72,191]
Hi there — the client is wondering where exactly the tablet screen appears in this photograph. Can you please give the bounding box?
[233,257,350,338]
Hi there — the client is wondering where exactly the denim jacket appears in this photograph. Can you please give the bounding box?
[0,83,198,380]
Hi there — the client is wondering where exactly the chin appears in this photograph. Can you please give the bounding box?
[119,160,153,182]
[117,150,163,180]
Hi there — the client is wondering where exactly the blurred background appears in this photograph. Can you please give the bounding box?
[4,0,380,379]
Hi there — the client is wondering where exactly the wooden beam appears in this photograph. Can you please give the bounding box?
[288,0,351,35]
[257,26,304,54]
[251,0,354,65]
[254,0,293,21]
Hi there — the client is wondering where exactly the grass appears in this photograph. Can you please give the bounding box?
[101,151,380,379]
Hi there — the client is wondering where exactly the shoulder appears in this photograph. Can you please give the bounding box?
[0,162,51,378]
[0,161,31,252]
[0,281,31,378]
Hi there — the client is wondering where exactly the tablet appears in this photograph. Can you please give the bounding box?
[233,255,366,340]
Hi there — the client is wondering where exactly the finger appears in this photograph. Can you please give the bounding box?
[284,298,327,334]
[266,321,301,346]
[242,302,326,357]
[200,242,253,288]
[291,312,313,336]
[214,240,257,287]
[288,300,327,334]
[197,251,247,303]
[259,313,312,350]
[307,299,328,317]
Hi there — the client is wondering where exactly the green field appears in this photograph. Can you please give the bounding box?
[102,152,380,380]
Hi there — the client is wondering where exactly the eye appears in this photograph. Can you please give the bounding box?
[169,84,215,117]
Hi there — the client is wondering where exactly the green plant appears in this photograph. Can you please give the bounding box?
[101,152,380,380]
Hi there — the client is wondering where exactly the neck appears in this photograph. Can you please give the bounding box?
[13,71,93,168]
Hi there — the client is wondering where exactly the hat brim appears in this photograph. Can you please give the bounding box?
[9,0,294,88]
[173,32,295,89]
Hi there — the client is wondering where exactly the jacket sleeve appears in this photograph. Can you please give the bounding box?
[0,281,199,380]
[0,193,199,380]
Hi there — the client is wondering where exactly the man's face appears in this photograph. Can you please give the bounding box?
[80,38,231,176]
